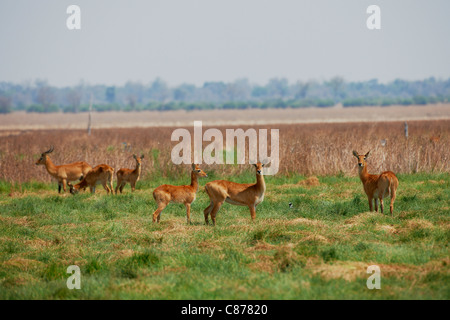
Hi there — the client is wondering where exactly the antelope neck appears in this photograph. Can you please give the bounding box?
[358,164,370,182]
[44,157,58,176]
[190,171,199,191]
[256,173,266,192]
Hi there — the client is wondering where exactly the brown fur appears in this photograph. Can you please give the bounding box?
[69,164,114,195]
[203,162,266,225]
[152,164,208,224]
[115,154,144,194]
[353,151,399,216]
[429,135,441,145]
[35,146,92,193]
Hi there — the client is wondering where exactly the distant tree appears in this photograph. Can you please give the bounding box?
[173,88,187,101]
[106,86,116,103]
[251,86,268,99]
[294,81,310,99]
[0,95,12,113]
[36,86,56,112]
[326,76,345,101]
[412,95,428,105]
[124,81,144,104]
[202,82,227,101]
[66,89,82,112]
[1,76,449,112]
[126,94,137,109]
[267,78,289,98]
[173,84,195,101]
[225,79,251,101]
[149,78,170,102]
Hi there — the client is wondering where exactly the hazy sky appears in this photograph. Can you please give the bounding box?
[0,0,449,87]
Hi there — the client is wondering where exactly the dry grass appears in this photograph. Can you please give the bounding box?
[297,176,320,187]
[0,120,449,184]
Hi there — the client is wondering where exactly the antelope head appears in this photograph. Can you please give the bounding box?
[133,154,145,167]
[67,182,77,195]
[68,182,84,195]
[353,150,370,168]
[35,146,54,165]
[253,162,265,175]
[192,164,208,178]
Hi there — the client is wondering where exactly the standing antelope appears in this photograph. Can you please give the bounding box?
[152,164,208,224]
[203,162,266,225]
[115,154,144,194]
[68,164,114,194]
[353,151,399,216]
[35,146,92,193]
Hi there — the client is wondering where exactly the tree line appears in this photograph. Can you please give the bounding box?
[0,77,449,113]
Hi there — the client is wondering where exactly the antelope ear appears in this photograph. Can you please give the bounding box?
[133,154,137,159]
[364,151,371,159]
[252,163,257,168]
[192,163,196,170]
[352,150,359,158]
[140,154,144,159]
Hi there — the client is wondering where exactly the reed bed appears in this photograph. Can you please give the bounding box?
[0,120,448,184]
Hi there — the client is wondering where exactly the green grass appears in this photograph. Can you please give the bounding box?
[0,173,449,299]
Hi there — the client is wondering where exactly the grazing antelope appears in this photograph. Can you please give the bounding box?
[115,154,144,194]
[353,151,399,216]
[68,164,114,194]
[203,162,266,225]
[35,146,92,193]
[152,164,208,224]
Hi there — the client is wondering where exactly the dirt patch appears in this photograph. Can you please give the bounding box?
[197,240,221,250]
[0,216,34,227]
[23,239,54,249]
[2,257,44,271]
[248,254,275,273]
[344,212,380,227]
[116,249,135,258]
[121,219,149,235]
[297,176,320,187]
[311,257,450,282]
[273,245,302,272]
[299,233,329,244]
[245,240,276,252]
[376,225,398,235]
[287,217,325,228]
[377,257,450,280]
[312,261,368,281]
[405,219,434,230]
[156,220,191,235]
[428,180,445,184]
[114,280,164,295]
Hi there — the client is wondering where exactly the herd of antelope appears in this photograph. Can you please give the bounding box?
[35,146,399,225]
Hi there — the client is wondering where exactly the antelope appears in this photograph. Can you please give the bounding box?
[35,146,92,193]
[152,164,208,224]
[203,162,266,225]
[68,164,114,194]
[115,154,144,194]
[353,151,399,216]
[429,135,441,145]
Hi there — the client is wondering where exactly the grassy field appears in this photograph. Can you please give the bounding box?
[0,171,449,299]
